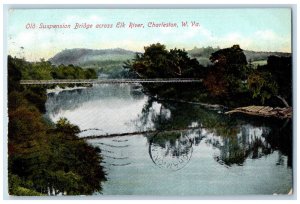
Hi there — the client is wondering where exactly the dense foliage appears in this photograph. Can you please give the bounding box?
[124,43,207,100]
[8,56,106,195]
[254,56,292,106]
[125,43,292,107]
[12,57,97,80]
[204,45,249,96]
[127,43,203,78]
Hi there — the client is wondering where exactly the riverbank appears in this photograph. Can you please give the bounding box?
[8,56,106,195]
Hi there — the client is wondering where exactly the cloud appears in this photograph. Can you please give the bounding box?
[251,30,291,52]
[9,29,86,61]
[181,25,213,40]
[254,30,277,40]
[212,33,252,49]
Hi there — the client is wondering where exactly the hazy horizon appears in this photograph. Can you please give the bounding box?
[13,45,291,63]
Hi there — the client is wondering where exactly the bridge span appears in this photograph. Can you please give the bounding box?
[20,78,203,85]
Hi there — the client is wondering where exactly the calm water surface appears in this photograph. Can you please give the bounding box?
[45,84,293,196]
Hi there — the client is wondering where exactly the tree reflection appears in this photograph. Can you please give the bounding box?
[149,131,193,171]
[139,99,292,168]
[212,125,273,166]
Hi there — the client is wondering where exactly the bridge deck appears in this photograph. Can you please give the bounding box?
[20,78,203,85]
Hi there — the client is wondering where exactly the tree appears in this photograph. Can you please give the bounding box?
[258,56,292,106]
[204,45,249,97]
[247,70,278,104]
[8,56,106,195]
[8,56,24,92]
[124,43,206,99]
[127,43,204,78]
[247,56,292,107]
[55,117,80,136]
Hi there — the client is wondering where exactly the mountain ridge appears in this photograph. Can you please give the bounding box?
[48,48,137,67]
[48,47,291,68]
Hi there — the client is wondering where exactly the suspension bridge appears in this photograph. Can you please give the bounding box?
[20,78,203,85]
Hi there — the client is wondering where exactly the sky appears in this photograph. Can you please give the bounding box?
[7,8,291,61]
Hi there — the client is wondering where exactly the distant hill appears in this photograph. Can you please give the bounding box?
[187,47,219,66]
[187,47,291,66]
[48,48,137,78]
[243,50,291,61]
[49,48,136,68]
[48,47,291,77]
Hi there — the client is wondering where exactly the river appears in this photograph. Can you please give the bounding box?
[45,84,292,196]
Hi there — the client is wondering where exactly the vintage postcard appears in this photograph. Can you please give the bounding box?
[5,7,293,197]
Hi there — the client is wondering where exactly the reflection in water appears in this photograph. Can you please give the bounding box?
[139,99,292,168]
[46,84,143,117]
[46,84,150,135]
[46,84,293,195]
[149,132,193,171]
